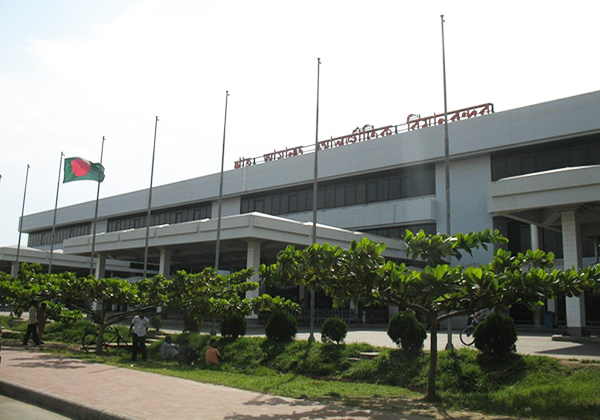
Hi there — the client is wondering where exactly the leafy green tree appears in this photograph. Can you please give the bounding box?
[58,273,167,354]
[0,263,76,321]
[165,267,297,332]
[261,230,600,399]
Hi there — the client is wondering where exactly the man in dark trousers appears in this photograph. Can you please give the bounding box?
[22,301,42,346]
[129,310,150,361]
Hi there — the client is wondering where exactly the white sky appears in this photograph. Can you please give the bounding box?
[1,0,599,247]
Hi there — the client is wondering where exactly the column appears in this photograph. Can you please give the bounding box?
[561,210,586,336]
[157,248,172,316]
[94,254,106,279]
[530,225,544,327]
[246,241,261,321]
[159,248,172,278]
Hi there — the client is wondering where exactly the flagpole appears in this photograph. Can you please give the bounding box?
[441,14,454,350]
[14,164,30,276]
[89,136,106,276]
[309,57,321,343]
[143,117,159,279]
[48,152,64,274]
[214,91,230,273]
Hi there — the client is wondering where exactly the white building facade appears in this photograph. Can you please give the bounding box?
[5,91,600,334]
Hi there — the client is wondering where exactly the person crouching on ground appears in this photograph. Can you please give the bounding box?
[161,335,179,360]
[205,339,224,365]
[129,310,150,361]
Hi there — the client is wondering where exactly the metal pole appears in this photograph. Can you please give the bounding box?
[309,57,321,343]
[215,91,230,272]
[15,164,30,276]
[90,136,105,276]
[212,90,230,336]
[143,117,159,279]
[48,152,64,274]
[441,14,454,350]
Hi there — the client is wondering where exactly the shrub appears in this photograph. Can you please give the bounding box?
[265,309,297,342]
[387,311,427,353]
[150,316,162,332]
[321,317,348,344]
[220,315,247,338]
[474,311,517,357]
[182,313,201,333]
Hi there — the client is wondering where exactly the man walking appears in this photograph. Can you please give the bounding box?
[129,310,150,361]
[22,301,42,346]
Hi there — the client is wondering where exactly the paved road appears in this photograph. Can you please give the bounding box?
[0,394,74,420]
[275,327,600,360]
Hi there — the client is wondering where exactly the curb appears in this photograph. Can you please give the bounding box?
[0,379,142,420]
[551,334,600,344]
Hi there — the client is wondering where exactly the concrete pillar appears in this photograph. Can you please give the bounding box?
[561,210,586,336]
[94,254,106,279]
[530,225,544,327]
[159,248,172,278]
[246,241,261,321]
[10,261,19,277]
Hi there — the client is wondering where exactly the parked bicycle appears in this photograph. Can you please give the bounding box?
[459,310,487,346]
[82,326,129,353]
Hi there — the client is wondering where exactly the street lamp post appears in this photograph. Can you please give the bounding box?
[309,57,321,343]
[441,14,454,350]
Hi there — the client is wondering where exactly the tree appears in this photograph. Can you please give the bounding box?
[165,267,297,333]
[58,273,168,354]
[261,230,600,400]
[0,263,77,321]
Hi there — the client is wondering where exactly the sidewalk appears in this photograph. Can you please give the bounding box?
[0,348,426,420]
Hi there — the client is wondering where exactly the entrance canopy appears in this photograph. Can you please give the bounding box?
[62,212,408,272]
[488,165,600,237]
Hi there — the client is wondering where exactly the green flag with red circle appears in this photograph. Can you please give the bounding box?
[63,157,105,183]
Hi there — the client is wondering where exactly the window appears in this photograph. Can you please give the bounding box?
[289,193,298,213]
[239,163,436,215]
[325,186,335,208]
[491,134,600,181]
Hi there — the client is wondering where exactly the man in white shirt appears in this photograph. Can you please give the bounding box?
[129,310,150,361]
[22,301,42,346]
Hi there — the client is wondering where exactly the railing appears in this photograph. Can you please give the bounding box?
[233,103,494,170]
[294,308,360,324]
[363,308,389,324]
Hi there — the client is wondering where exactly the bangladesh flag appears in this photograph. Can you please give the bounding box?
[63,157,105,183]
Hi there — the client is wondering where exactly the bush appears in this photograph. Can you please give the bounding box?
[150,316,162,332]
[387,311,427,353]
[182,313,201,333]
[474,311,517,357]
[321,317,348,344]
[220,315,247,338]
[265,309,297,342]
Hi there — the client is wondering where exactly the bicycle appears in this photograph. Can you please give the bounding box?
[459,311,486,346]
[82,326,130,353]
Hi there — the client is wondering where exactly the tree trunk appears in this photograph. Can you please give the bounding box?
[426,319,438,400]
[95,310,107,355]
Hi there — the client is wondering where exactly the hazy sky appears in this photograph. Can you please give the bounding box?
[1,0,599,247]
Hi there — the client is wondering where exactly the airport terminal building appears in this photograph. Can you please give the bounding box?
[3,91,600,335]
